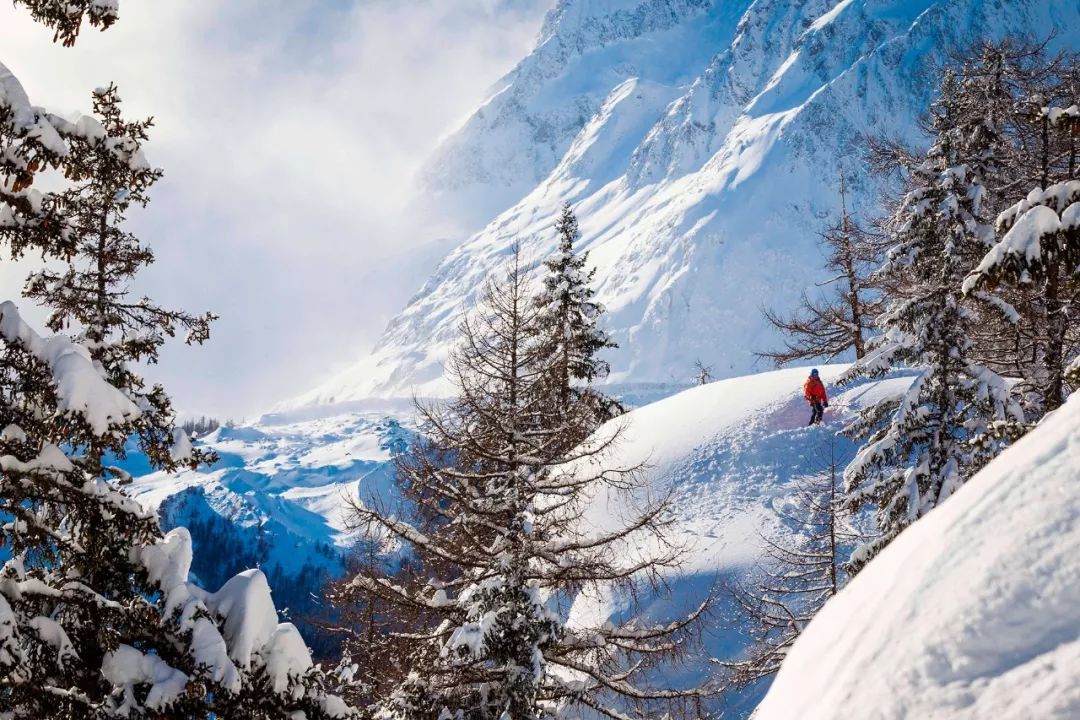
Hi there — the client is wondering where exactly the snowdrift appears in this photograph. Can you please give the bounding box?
[754,393,1080,720]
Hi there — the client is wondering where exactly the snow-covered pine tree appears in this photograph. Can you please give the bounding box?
[0,302,351,718]
[0,22,352,720]
[346,248,711,719]
[535,202,621,433]
[948,41,1080,414]
[11,0,118,45]
[964,104,1080,392]
[954,45,1080,414]
[0,299,155,717]
[841,70,1023,570]
[757,172,883,366]
[23,83,216,471]
[719,439,858,688]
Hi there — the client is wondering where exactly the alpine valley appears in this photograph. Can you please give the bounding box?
[125,0,1080,716]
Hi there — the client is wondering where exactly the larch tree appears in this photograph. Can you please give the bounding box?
[840,70,1023,570]
[718,439,858,689]
[318,536,432,717]
[344,248,713,720]
[758,172,882,367]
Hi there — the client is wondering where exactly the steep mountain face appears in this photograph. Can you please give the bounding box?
[290,0,1080,408]
[418,0,726,231]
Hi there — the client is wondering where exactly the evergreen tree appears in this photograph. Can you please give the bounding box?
[535,202,621,432]
[719,440,858,688]
[346,249,711,719]
[24,83,216,471]
[841,71,1023,570]
[947,41,1080,414]
[0,301,349,718]
[964,104,1080,388]
[877,41,1080,417]
[11,0,119,46]
[758,172,882,366]
[0,17,352,720]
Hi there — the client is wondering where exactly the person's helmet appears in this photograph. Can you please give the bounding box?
[810,368,819,377]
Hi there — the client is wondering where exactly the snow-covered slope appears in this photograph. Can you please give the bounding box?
[555,365,913,714]
[754,393,1080,720]
[122,409,412,618]
[289,0,1080,407]
[570,365,906,574]
[132,365,907,714]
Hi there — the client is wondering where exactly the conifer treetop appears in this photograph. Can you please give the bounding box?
[22,83,217,472]
[12,0,119,46]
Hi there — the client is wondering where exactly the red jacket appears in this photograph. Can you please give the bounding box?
[804,376,827,404]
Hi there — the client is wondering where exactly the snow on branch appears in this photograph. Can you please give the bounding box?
[11,0,120,46]
[0,61,68,157]
[964,181,1080,293]
[132,528,350,710]
[0,301,140,434]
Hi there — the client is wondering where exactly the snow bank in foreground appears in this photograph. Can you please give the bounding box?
[754,393,1080,720]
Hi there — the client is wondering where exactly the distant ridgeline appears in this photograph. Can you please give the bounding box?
[121,413,416,654]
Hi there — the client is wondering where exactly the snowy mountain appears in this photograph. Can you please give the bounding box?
[121,406,415,624]
[753,391,1080,720]
[131,365,907,709]
[288,0,1080,407]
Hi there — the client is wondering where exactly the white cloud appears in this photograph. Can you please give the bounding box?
[0,0,551,418]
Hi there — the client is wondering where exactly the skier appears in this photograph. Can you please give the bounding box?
[804,368,828,426]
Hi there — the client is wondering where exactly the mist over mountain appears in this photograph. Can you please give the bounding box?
[290,0,1080,408]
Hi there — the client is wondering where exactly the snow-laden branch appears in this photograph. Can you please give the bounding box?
[0,302,140,434]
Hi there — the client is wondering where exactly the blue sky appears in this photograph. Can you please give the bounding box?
[0,0,551,418]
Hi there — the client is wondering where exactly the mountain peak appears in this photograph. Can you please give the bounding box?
[289,0,1080,411]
